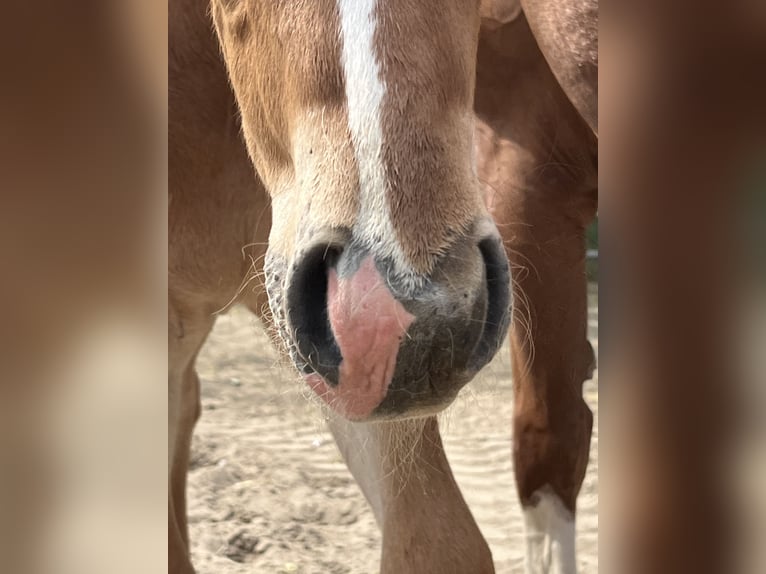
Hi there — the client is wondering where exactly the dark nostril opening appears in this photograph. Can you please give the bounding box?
[468,238,512,371]
[286,244,343,386]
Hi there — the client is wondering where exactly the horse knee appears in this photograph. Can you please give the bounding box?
[513,395,592,511]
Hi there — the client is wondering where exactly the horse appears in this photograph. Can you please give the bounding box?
[169,1,597,572]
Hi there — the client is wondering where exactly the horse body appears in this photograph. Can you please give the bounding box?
[169,0,596,572]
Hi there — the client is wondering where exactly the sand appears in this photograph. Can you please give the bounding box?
[188,285,598,573]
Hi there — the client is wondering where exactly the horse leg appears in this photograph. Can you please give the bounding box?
[479,131,596,574]
[489,157,596,574]
[329,416,494,574]
[474,14,598,572]
[479,126,597,573]
[509,190,595,574]
[168,299,215,574]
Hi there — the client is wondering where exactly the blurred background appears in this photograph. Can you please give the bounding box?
[1,2,166,573]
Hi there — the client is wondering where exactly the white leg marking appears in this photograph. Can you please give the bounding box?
[327,415,385,526]
[337,0,409,273]
[524,487,577,574]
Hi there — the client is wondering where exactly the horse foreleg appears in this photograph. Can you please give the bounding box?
[168,301,214,574]
[498,179,596,574]
[474,14,597,570]
[329,416,494,574]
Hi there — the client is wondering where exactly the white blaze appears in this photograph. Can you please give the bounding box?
[337,0,409,273]
[524,487,577,574]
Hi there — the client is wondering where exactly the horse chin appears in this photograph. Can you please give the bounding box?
[298,362,465,422]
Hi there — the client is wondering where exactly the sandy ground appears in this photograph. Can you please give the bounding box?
[189,285,598,574]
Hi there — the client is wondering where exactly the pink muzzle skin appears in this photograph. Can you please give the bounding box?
[304,256,415,420]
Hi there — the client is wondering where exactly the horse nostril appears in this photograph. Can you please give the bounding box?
[285,243,343,386]
[468,237,511,371]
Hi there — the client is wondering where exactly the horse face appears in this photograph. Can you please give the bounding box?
[211,0,510,420]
